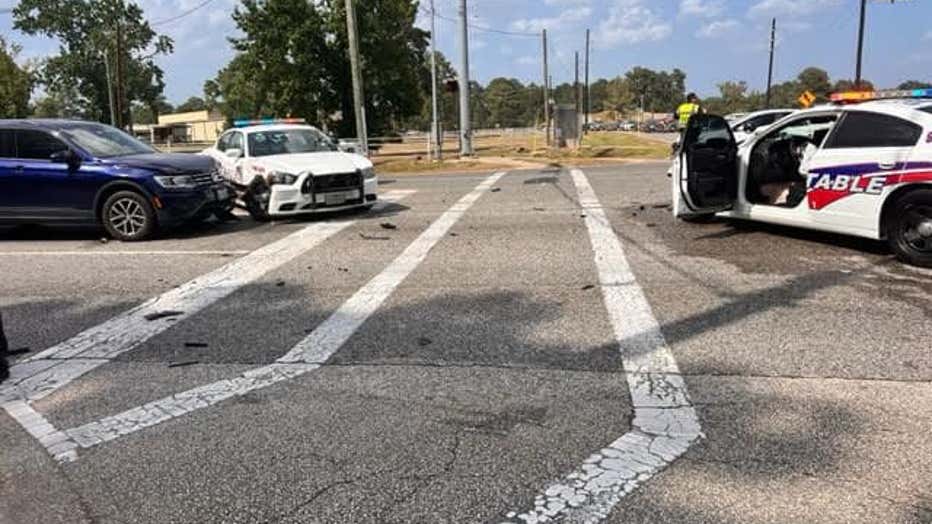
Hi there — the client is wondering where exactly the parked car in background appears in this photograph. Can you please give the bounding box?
[730,109,795,144]
[0,119,233,241]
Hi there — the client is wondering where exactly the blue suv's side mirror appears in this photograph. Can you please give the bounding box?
[50,149,81,171]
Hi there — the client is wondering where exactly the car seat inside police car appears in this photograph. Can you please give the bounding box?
[747,115,838,207]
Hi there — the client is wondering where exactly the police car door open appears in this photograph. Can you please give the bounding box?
[675,114,738,217]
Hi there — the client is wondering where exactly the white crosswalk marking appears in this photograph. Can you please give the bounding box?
[506,168,701,523]
[1,190,414,460]
[54,173,505,454]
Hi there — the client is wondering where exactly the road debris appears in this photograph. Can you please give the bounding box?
[417,337,433,347]
[380,222,398,230]
[490,187,502,193]
[8,347,31,355]
[143,310,184,321]
[581,284,596,291]
[359,233,391,241]
[184,342,208,348]
[167,359,200,368]
[276,280,286,287]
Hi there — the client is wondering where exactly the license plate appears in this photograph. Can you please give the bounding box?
[319,190,359,205]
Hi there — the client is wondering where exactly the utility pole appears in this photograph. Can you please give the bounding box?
[345,0,368,154]
[457,0,472,156]
[574,51,580,139]
[115,20,125,129]
[855,0,867,87]
[429,0,441,160]
[542,29,550,146]
[103,49,117,127]
[584,29,590,134]
[766,18,775,108]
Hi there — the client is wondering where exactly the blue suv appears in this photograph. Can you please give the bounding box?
[0,119,234,241]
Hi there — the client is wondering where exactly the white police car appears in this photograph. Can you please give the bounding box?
[202,119,377,221]
[730,108,795,145]
[673,88,932,268]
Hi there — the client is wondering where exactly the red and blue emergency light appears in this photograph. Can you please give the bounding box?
[233,117,307,127]
[831,88,932,103]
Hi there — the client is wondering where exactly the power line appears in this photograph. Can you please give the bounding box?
[150,0,215,27]
[420,4,538,37]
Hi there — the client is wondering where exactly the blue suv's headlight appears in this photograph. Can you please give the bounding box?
[154,175,198,189]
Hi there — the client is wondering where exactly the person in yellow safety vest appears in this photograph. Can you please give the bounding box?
[675,92,703,131]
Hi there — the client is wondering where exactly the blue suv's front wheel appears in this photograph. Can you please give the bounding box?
[102,190,157,241]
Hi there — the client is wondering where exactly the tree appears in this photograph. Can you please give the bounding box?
[797,67,832,101]
[897,80,932,90]
[483,78,528,128]
[833,79,874,92]
[0,37,33,118]
[175,96,207,113]
[624,67,686,113]
[13,0,173,126]
[211,0,428,137]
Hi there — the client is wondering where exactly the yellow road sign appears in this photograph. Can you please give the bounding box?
[798,90,817,108]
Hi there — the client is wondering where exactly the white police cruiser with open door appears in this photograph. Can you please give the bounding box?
[673,89,932,268]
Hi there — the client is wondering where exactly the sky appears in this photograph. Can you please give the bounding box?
[2,0,931,105]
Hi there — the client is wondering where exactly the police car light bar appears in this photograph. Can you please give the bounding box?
[830,88,932,103]
[233,117,307,127]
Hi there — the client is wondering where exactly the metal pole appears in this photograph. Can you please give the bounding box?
[345,0,368,154]
[457,0,472,156]
[429,0,441,160]
[542,29,550,146]
[574,51,580,140]
[766,18,775,108]
[855,0,866,88]
[584,29,590,134]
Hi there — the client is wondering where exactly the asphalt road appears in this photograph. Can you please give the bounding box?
[1,163,930,524]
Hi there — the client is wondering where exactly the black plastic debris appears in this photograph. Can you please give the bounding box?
[533,207,545,212]
[449,232,459,237]
[652,204,668,209]
[8,347,30,356]
[417,337,433,347]
[338,267,349,273]
[639,205,646,211]
[184,342,208,348]
[167,359,199,368]
[359,233,391,241]
[144,310,184,321]
[580,213,587,218]
[276,280,286,287]
[380,222,398,230]
[646,223,657,228]
[490,187,502,193]
[581,284,596,291]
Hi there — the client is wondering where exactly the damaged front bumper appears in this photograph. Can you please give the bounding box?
[266,172,377,216]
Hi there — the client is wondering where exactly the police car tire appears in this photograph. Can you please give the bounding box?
[887,189,932,268]
[101,191,156,242]
[244,178,272,222]
[681,214,716,223]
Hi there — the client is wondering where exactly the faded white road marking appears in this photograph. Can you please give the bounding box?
[1,400,79,463]
[507,169,701,523]
[60,174,505,452]
[0,250,251,256]
[1,190,415,458]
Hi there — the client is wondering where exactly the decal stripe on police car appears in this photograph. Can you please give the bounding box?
[806,162,932,210]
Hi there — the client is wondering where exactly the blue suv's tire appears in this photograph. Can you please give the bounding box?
[102,190,156,241]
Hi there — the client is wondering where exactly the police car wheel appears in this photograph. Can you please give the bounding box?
[102,191,156,241]
[244,178,272,222]
[887,189,932,268]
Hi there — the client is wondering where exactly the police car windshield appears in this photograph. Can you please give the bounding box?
[247,128,336,157]
[60,123,157,158]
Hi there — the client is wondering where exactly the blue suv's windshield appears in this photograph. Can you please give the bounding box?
[59,122,157,158]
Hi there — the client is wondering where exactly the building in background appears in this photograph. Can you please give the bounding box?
[132,110,226,144]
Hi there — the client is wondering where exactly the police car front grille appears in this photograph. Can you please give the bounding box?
[315,172,362,191]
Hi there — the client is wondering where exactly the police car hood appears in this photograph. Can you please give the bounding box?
[254,152,372,176]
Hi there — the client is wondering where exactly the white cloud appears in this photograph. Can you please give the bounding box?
[543,0,591,5]
[696,18,739,39]
[748,0,842,19]
[924,30,932,41]
[510,7,592,33]
[516,55,538,66]
[680,0,724,18]
[595,0,672,47]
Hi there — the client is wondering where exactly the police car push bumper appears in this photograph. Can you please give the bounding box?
[266,173,377,216]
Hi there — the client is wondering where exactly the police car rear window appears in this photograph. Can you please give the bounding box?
[824,112,921,149]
